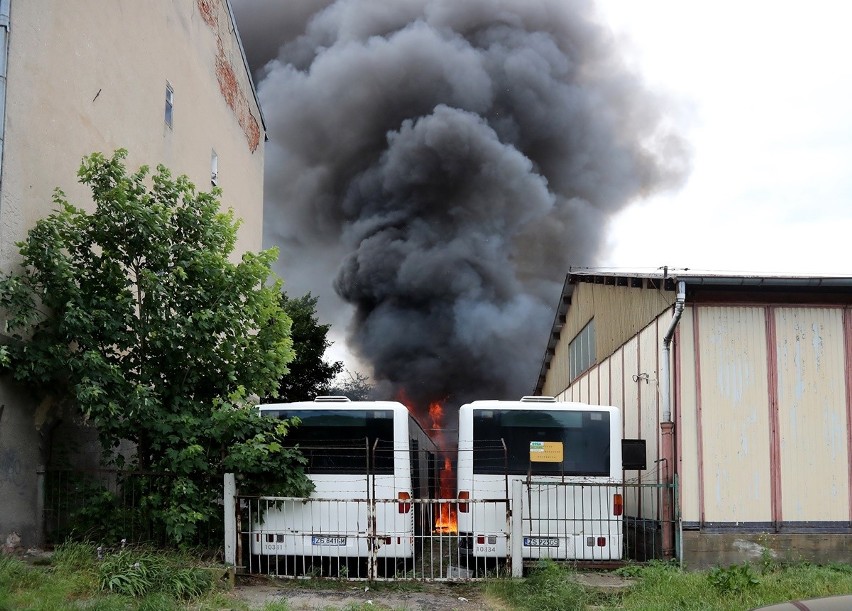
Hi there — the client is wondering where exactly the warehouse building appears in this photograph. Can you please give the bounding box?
[535,270,852,567]
[0,0,266,548]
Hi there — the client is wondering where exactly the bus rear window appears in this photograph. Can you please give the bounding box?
[262,409,395,474]
[473,409,610,476]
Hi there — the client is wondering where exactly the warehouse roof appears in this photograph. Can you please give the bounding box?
[534,268,852,394]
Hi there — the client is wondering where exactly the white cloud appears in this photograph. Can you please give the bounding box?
[596,0,852,275]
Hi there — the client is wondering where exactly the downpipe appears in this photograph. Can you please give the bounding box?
[660,280,685,559]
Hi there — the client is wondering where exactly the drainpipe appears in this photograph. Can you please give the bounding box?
[661,281,686,423]
[660,280,685,559]
[0,0,9,193]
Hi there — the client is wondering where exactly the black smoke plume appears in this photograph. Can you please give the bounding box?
[232,0,689,410]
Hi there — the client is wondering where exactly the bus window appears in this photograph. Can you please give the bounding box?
[473,409,610,476]
[264,409,395,474]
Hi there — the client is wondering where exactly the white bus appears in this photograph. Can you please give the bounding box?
[250,396,437,575]
[456,396,624,566]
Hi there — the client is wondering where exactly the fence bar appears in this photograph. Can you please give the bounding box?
[224,473,236,566]
[511,479,523,577]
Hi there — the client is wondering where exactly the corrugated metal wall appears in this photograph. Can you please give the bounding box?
[692,306,773,524]
[549,292,852,529]
[542,282,674,397]
[557,326,662,520]
[682,304,851,526]
[773,307,849,522]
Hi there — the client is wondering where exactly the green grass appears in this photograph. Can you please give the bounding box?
[5,546,852,610]
[614,560,852,610]
[485,559,852,611]
[0,541,244,611]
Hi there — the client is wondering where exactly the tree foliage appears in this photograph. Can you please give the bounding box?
[272,293,343,402]
[325,369,374,401]
[0,150,313,544]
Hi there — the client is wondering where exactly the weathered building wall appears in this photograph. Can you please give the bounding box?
[692,305,773,525]
[544,278,852,565]
[557,314,670,522]
[0,0,265,548]
[676,306,700,525]
[680,304,851,529]
[0,0,264,271]
[542,281,674,397]
[773,307,848,524]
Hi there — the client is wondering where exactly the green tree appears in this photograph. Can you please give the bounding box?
[272,292,343,402]
[326,369,374,401]
[0,150,313,544]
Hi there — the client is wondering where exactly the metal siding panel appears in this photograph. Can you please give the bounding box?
[599,358,611,406]
[638,324,660,462]
[775,307,849,521]
[699,306,772,523]
[611,347,625,433]
[622,338,641,515]
[623,337,640,441]
[639,323,661,518]
[589,368,600,405]
[541,282,674,397]
[677,307,701,523]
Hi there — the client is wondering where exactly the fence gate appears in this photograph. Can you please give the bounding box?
[224,473,678,581]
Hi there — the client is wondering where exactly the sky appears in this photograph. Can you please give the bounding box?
[594,1,852,276]
[235,0,852,377]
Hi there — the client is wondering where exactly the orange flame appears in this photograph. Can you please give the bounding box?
[396,392,458,534]
[429,401,458,534]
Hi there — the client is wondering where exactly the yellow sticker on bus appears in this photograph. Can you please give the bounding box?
[529,441,563,462]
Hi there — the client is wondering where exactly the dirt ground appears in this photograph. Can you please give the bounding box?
[228,572,632,610]
[230,576,506,610]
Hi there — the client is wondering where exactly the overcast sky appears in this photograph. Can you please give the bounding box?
[236,1,852,374]
[595,0,852,276]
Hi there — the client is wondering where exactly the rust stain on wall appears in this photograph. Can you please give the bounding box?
[197,0,217,28]
[216,42,261,152]
[197,0,261,152]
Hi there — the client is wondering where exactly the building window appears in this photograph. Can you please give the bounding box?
[210,150,218,186]
[569,319,596,382]
[165,83,174,128]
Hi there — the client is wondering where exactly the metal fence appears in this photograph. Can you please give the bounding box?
[40,467,220,548]
[229,465,678,581]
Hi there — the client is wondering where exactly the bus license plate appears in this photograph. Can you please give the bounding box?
[312,536,346,546]
[524,537,559,547]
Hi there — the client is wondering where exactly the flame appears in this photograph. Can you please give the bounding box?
[434,455,458,533]
[429,401,458,534]
[396,393,458,534]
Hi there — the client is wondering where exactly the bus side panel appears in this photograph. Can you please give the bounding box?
[250,475,370,557]
[250,475,417,560]
[521,481,623,561]
[372,475,415,559]
[456,402,625,562]
[460,477,624,561]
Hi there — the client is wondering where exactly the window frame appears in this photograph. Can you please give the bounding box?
[569,318,596,382]
[165,83,174,128]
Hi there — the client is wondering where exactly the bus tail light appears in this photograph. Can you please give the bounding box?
[398,491,411,514]
[459,490,470,513]
[613,493,623,516]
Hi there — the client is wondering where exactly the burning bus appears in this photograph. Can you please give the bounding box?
[456,396,625,566]
[251,396,438,575]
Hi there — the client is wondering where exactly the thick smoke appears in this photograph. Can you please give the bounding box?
[232,0,689,410]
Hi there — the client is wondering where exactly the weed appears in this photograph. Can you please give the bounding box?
[708,563,761,594]
[97,546,212,600]
[51,539,99,570]
[486,559,587,611]
[758,543,781,575]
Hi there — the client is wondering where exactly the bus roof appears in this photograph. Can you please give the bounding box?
[258,397,409,414]
[460,397,619,413]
